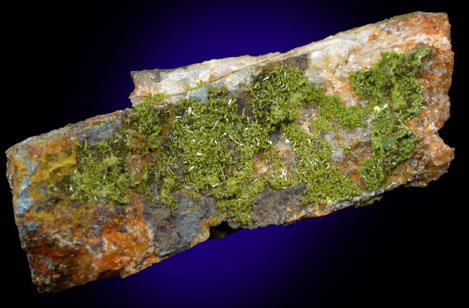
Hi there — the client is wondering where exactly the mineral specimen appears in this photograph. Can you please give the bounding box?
[5,12,454,292]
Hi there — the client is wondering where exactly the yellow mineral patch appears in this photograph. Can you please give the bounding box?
[31,137,77,186]
[25,209,55,224]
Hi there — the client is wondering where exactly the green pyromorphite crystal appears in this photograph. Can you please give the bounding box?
[349,46,433,191]
[51,46,432,225]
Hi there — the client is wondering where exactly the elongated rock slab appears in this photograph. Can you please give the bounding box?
[6,12,454,292]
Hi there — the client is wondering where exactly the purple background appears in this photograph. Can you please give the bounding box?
[3,1,463,307]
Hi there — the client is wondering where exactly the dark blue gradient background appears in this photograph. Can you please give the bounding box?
[3,1,464,307]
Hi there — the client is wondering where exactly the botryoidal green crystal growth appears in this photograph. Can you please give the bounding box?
[51,47,432,226]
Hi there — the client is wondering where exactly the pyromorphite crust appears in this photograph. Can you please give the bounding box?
[349,47,433,191]
[51,47,432,226]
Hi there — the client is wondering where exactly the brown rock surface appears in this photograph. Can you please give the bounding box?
[5,12,454,292]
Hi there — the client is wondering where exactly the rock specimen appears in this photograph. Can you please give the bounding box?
[6,12,454,292]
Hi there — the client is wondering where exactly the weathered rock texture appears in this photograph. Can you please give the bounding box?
[6,12,454,292]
